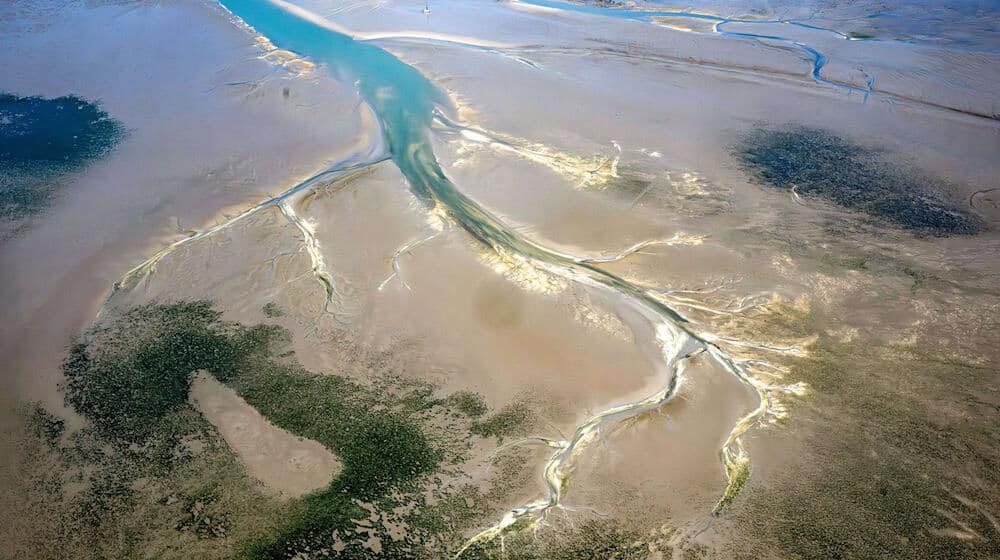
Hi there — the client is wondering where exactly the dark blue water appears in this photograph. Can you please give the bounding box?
[0,93,124,218]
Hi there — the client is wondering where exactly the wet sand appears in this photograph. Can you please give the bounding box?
[190,372,341,498]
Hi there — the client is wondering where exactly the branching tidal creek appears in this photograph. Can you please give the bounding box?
[101,0,806,552]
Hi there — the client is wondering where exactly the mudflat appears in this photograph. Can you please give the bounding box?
[1,1,997,559]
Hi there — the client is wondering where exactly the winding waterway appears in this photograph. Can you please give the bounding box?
[514,0,874,96]
[108,0,803,552]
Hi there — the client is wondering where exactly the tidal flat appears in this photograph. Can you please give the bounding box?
[1,0,998,559]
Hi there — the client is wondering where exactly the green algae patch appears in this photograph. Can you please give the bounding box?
[5,401,284,560]
[229,365,446,558]
[0,92,125,221]
[696,291,998,559]
[714,455,751,512]
[445,391,489,417]
[460,519,652,560]
[52,300,540,559]
[260,302,284,318]
[727,338,1000,560]
[471,401,535,441]
[735,126,984,235]
[23,402,66,446]
[62,302,269,443]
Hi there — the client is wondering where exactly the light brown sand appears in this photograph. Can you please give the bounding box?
[189,372,340,498]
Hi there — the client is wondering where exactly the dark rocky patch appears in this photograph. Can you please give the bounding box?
[735,126,984,235]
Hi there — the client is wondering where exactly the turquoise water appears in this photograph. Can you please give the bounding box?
[218,0,699,323]
[219,0,523,248]
[218,0,445,162]
[211,3,594,283]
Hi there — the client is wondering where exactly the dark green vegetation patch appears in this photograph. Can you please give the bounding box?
[63,302,272,443]
[260,302,283,318]
[54,301,540,559]
[735,126,984,235]
[0,92,124,219]
[460,519,651,560]
[724,303,1000,560]
[445,390,489,417]
[471,401,534,441]
[24,402,66,445]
